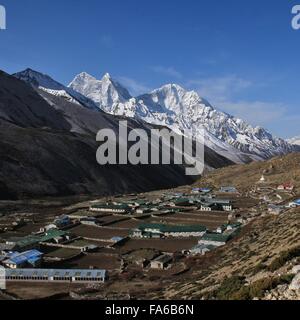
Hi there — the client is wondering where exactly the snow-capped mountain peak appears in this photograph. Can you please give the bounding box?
[139,83,209,115]
[69,72,132,113]
[14,69,99,110]
[15,68,64,91]
[15,69,295,163]
[70,72,97,84]
[69,72,294,162]
[102,72,112,80]
[287,136,300,146]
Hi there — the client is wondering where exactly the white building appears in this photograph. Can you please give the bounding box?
[90,204,130,214]
[5,269,107,283]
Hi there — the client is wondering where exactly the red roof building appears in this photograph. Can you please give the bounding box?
[277,183,294,191]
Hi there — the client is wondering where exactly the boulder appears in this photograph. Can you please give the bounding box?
[291,265,300,274]
[289,274,300,291]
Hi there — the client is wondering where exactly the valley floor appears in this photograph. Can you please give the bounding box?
[1,154,300,300]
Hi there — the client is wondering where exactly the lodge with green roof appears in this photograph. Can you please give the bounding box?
[6,229,70,251]
[131,223,207,238]
[198,231,235,247]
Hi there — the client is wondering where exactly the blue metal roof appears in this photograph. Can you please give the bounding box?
[4,250,43,265]
[193,188,211,192]
[294,199,300,205]
[111,237,124,242]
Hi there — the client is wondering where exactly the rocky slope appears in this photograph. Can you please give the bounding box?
[154,207,300,300]
[145,153,300,300]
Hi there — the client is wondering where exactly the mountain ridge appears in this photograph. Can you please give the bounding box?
[0,69,235,199]
[287,136,300,146]
[14,69,100,111]
[68,71,294,163]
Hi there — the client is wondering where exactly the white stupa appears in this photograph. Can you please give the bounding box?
[259,175,266,183]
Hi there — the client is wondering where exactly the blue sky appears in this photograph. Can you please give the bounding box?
[0,0,299,138]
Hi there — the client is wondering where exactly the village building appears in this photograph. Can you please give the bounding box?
[237,217,249,225]
[54,215,72,229]
[277,183,294,192]
[198,232,234,247]
[150,255,173,270]
[112,199,148,208]
[199,199,233,212]
[0,243,16,252]
[80,244,99,253]
[170,198,195,207]
[5,229,70,251]
[131,223,207,239]
[199,203,220,211]
[268,204,284,215]
[131,228,163,239]
[90,204,131,214]
[5,268,107,283]
[192,188,201,194]
[288,199,300,208]
[219,186,238,194]
[216,223,241,234]
[226,223,242,231]
[80,217,102,227]
[216,225,227,234]
[189,244,217,256]
[40,224,58,233]
[135,207,152,215]
[135,258,150,268]
[3,250,43,269]
[111,237,127,246]
[191,188,211,194]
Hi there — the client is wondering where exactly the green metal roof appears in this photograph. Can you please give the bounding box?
[14,229,67,248]
[201,232,233,243]
[138,223,206,233]
[39,229,67,243]
[15,236,41,248]
[91,204,130,210]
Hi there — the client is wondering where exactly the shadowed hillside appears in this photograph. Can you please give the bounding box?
[0,71,232,199]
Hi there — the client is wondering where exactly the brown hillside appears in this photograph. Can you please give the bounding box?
[147,153,300,300]
[197,152,300,193]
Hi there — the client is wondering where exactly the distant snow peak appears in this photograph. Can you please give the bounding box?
[102,72,111,80]
[69,71,294,162]
[14,68,295,163]
[15,68,63,91]
[287,136,300,146]
[69,71,132,113]
[14,69,98,111]
[70,72,97,84]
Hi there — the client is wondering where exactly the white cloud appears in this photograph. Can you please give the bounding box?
[218,100,287,127]
[117,76,151,96]
[186,75,252,102]
[151,66,182,79]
